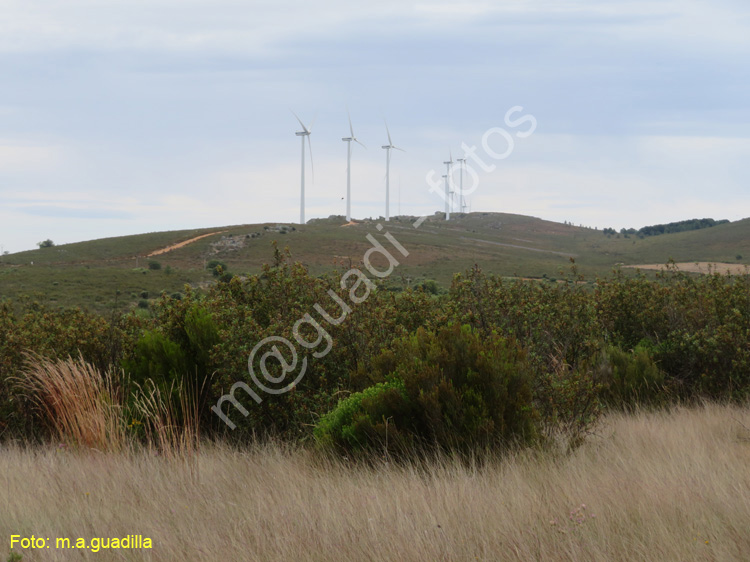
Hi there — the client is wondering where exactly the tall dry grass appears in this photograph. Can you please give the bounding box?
[131,378,202,460]
[15,354,201,458]
[15,353,127,451]
[2,402,750,561]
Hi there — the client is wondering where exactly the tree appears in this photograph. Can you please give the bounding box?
[37,239,55,248]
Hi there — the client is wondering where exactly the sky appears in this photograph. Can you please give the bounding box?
[1,0,749,253]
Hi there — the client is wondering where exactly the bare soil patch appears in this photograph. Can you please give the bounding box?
[147,231,226,257]
[624,262,749,275]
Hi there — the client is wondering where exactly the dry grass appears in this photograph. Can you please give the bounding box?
[130,379,202,461]
[624,262,749,275]
[2,403,750,561]
[16,355,203,460]
[16,354,127,451]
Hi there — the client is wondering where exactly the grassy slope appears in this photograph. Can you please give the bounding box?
[2,213,749,312]
[2,403,749,561]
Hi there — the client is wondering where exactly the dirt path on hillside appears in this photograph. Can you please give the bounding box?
[623,262,749,275]
[147,231,226,257]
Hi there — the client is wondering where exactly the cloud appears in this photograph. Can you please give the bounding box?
[16,205,134,220]
[0,141,62,171]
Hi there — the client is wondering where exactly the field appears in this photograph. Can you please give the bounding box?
[624,262,750,275]
[2,403,749,561]
[2,213,750,312]
[3,213,750,561]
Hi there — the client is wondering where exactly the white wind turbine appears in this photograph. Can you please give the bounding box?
[443,152,454,220]
[292,111,314,224]
[457,157,467,213]
[381,121,404,222]
[342,111,366,222]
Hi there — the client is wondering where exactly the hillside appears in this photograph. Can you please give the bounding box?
[1,212,749,313]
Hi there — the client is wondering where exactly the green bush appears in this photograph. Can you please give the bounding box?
[147,260,161,271]
[534,356,604,449]
[314,380,413,455]
[123,302,220,428]
[320,324,537,458]
[417,279,439,295]
[206,260,227,277]
[597,343,665,407]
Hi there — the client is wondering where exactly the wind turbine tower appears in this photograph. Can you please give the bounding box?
[442,174,449,220]
[457,157,467,213]
[381,122,404,221]
[342,111,366,222]
[293,112,313,224]
[443,153,454,220]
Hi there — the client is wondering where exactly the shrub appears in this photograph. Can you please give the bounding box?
[147,260,161,271]
[123,303,219,429]
[597,343,665,407]
[417,279,439,295]
[206,260,227,277]
[314,380,413,455]
[534,356,604,450]
[321,324,537,458]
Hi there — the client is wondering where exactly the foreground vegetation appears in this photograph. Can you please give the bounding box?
[3,403,749,561]
[3,248,750,454]
[3,241,750,559]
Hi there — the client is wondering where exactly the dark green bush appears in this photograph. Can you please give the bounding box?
[147,260,161,271]
[206,260,227,277]
[320,324,537,457]
[314,380,413,455]
[596,343,665,407]
[123,302,220,427]
[417,279,439,295]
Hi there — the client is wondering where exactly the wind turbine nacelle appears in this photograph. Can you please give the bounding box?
[295,131,309,137]
[382,145,391,149]
[342,137,353,141]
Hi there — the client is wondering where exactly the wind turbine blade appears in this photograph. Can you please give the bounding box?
[450,149,453,163]
[348,109,355,138]
[385,120,393,146]
[394,146,406,153]
[291,110,309,133]
[355,139,367,149]
[307,135,314,182]
[309,112,317,132]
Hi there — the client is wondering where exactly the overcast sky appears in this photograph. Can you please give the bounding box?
[1,0,749,253]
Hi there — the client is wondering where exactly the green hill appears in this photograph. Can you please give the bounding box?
[1,212,749,313]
